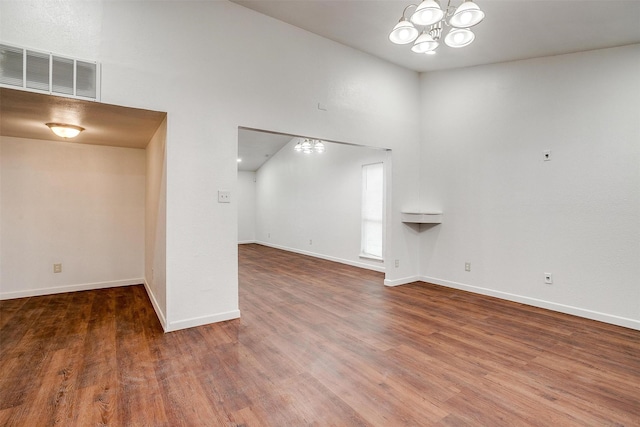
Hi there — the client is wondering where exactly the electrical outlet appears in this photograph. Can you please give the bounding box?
[53,263,62,273]
[465,262,471,272]
[268,233,271,238]
[543,149,551,161]
[309,239,313,245]
[544,273,553,284]
[217,190,231,203]
[395,259,399,268]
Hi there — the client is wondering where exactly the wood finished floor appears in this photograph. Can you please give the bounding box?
[1,244,639,426]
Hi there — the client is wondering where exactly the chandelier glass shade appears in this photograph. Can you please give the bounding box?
[445,28,475,48]
[294,138,325,154]
[389,19,420,45]
[411,32,439,54]
[411,0,444,26]
[389,0,484,54]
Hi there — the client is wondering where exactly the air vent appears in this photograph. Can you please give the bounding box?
[0,43,100,100]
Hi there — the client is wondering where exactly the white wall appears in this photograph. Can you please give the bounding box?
[0,0,422,330]
[255,139,389,271]
[0,136,145,298]
[237,170,256,244]
[419,45,640,329]
[145,117,168,328]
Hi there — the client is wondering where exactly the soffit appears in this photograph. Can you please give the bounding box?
[0,88,166,149]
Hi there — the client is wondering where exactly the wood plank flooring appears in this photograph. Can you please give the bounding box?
[1,243,639,426]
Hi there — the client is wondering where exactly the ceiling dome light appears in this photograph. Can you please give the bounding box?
[411,0,444,26]
[445,28,475,48]
[389,19,419,45]
[46,123,84,138]
[449,0,485,28]
[411,32,439,54]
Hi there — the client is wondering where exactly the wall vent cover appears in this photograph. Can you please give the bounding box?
[0,43,100,100]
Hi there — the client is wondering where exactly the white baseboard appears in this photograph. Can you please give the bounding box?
[256,241,385,273]
[166,309,241,332]
[143,279,167,332]
[420,275,640,331]
[0,278,144,300]
[383,276,422,287]
[238,240,256,245]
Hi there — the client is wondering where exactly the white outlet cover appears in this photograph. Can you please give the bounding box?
[218,190,231,203]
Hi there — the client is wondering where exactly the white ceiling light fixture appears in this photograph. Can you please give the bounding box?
[45,122,84,138]
[293,138,326,154]
[389,0,485,55]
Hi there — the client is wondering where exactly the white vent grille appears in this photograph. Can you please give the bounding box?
[52,56,74,95]
[0,43,100,100]
[26,50,49,91]
[0,44,23,87]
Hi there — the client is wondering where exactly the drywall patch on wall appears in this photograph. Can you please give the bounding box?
[0,136,145,297]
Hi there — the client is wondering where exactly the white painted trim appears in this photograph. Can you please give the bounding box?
[383,276,422,287]
[256,241,385,273]
[0,278,144,300]
[359,253,384,262]
[166,309,241,333]
[420,276,640,331]
[143,279,167,332]
[238,240,257,245]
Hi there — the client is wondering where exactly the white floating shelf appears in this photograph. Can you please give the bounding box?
[401,212,443,224]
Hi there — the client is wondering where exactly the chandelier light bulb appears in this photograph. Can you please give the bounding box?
[411,0,444,26]
[449,0,485,28]
[389,19,419,45]
[294,141,303,152]
[445,28,475,48]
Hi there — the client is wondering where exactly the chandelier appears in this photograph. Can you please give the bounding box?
[294,138,325,154]
[389,0,485,54]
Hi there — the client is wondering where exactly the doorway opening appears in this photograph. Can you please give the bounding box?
[236,126,391,275]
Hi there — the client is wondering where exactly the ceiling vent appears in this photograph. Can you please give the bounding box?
[0,43,100,101]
